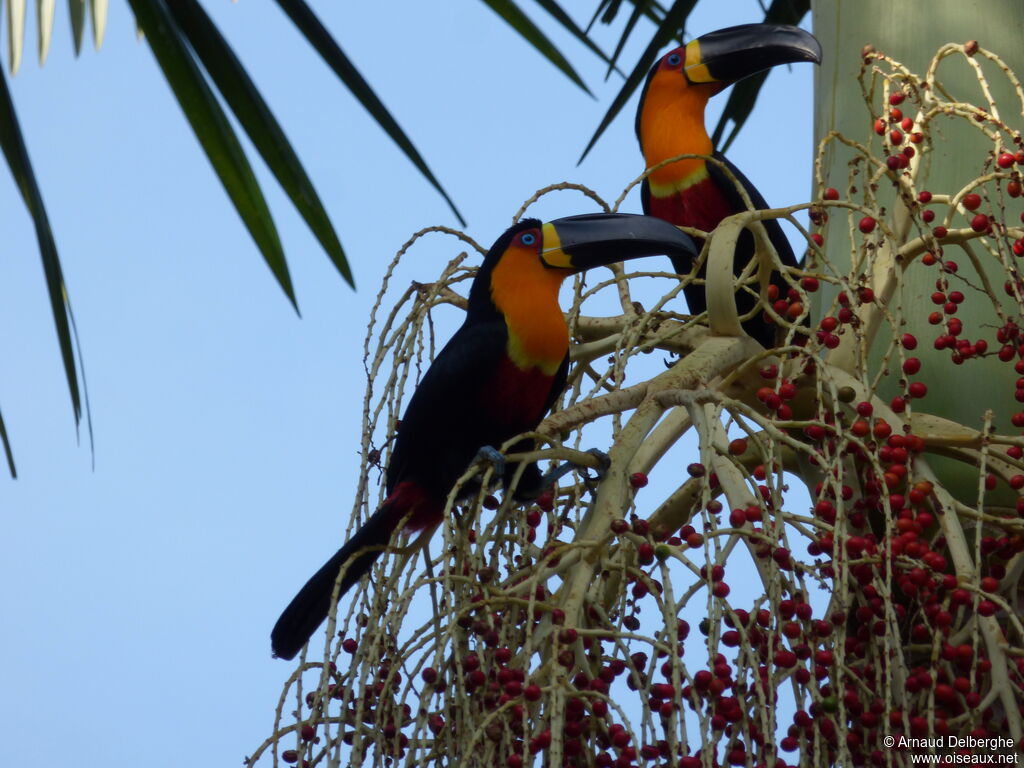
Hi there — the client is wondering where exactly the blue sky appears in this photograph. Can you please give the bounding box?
[0,3,816,765]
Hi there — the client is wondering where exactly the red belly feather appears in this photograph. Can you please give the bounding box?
[478,356,557,435]
[649,177,734,235]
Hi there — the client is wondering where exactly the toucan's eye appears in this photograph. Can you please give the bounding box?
[666,52,682,68]
[520,232,537,246]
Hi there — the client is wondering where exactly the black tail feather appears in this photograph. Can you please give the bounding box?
[270,505,394,660]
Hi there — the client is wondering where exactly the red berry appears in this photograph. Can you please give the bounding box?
[823,187,839,200]
[998,152,1016,168]
[629,472,649,489]
[962,193,982,210]
[859,216,877,234]
[918,190,932,203]
[637,542,655,565]
[908,381,928,398]
[971,213,989,232]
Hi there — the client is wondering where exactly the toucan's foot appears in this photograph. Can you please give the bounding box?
[475,445,506,480]
[538,448,611,488]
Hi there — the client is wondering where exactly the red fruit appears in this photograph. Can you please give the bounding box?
[629,472,649,489]
[610,519,629,535]
[873,118,886,135]
[908,382,928,398]
[859,216,877,234]
[1009,180,1022,198]
[998,152,1016,168]
[524,683,542,701]
[801,276,820,291]
[637,542,655,565]
[933,226,948,238]
[971,213,990,232]
[962,193,982,210]
[918,190,932,203]
[903,357,922,375]
[342,637,358,654]
[774,650,797,668]
[728,438,748,456]
[282,751,299,764]
[889,92,906,105]
[901,333,918,349]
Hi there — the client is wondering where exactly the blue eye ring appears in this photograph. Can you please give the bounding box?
[666,53,681,68]
[521,232,537,246]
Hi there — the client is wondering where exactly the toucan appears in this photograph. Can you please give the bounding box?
[636,24,821,347]
[271,213,698,660]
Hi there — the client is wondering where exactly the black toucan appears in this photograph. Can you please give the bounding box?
[271,213,698,660]
[635,23,821,347]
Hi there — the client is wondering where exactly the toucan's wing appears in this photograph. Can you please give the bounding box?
[709,150,799,268]
[384,319,510,497]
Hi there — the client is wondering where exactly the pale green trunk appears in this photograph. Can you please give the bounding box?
[813,0,1024,503]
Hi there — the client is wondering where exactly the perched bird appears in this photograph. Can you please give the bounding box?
[636,23,822,347]
[271,213,698,660]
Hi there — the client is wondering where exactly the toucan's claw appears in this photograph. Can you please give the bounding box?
[475,445,506,481]
[537,448,611,489]
[585,448,611,480]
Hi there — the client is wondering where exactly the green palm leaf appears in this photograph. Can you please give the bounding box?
[273,0,465,227]
[128,0,297,307]
[710,0,810,152]
[578,0,696,164]
[479,0,593,96]
[167,0,352,286]
[0,60,84,461]
[0,406,14,478]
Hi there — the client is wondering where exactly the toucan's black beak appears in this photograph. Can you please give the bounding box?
[684,24,821,87]
[540,213,698,272]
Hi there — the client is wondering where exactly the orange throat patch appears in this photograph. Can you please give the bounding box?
[489,245,570,375]
[639,72,715,196]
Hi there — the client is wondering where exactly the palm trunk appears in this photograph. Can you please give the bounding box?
[812,0,1024,504]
